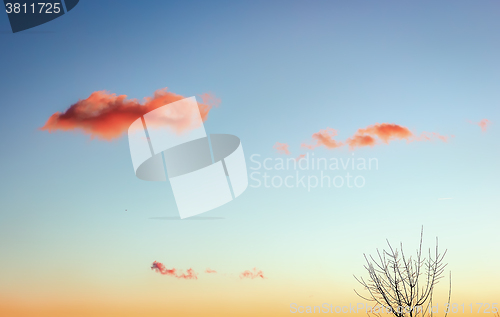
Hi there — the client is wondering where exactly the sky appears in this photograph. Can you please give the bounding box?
[0,1,499,316]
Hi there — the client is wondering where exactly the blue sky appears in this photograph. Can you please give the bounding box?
[0,1,499,316]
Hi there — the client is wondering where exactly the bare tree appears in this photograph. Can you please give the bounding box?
[354,227,451,317]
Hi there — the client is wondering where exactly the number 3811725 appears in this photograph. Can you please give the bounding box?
[5,3,61,14]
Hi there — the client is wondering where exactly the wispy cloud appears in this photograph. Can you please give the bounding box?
[347,123,449,149]
[301,128,343,150]
[469,119,490,132]
[296,154,306,161]
[240,268,266,279]
[151,263,266,280]
[273,142,291,155]
[414,132,450,142]
[151,261,198,280]
[299,123,449,151]
[199,92,221,108]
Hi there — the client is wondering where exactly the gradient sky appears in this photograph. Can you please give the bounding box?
[1,1,499,316]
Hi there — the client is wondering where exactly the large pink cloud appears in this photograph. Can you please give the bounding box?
[41,88,217,140]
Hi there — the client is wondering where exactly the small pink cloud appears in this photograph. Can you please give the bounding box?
[346,135,376,149]
[273,142,290,155]
[356,123,413,143]
[296,154,306,161]
[240,268,265,279]
[469,119,490,132]
[151,261,198,280]
[205,268,217,274]
[414,132,451,142]
[301,128,343,150]
[199,92,221,108]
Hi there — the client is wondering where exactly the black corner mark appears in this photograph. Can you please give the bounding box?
[64,0,78,12]
[4,0,79,33]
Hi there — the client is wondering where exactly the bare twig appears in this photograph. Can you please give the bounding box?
[354,227,451,317]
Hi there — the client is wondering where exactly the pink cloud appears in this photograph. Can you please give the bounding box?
[346,123,450,149]
[240,268,265,279]
[469,119,490,132]
[296,154,306,161]
[356,123,413,143]
[151,261,198,280]
[346,135,376,149]
[301,128,343,150]
[199,92,221,108]
[41,88,217,140]
[414,132,451,142]
[273,142,291,155]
